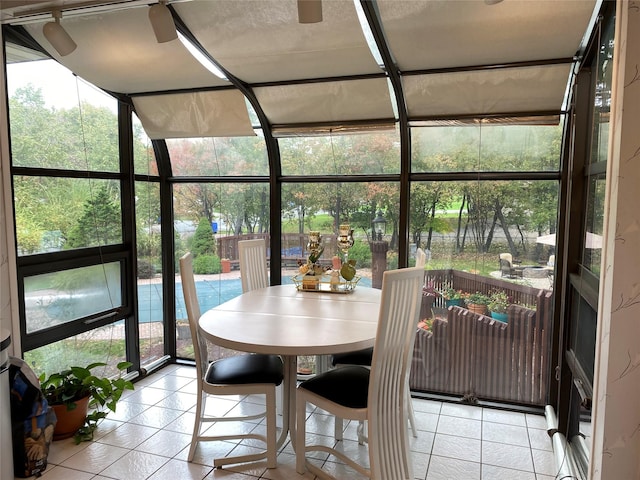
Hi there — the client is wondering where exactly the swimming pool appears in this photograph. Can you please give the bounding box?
[137,276,372,323]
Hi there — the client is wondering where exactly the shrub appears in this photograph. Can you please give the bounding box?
[348,239,371,268]
[191,217,216,256]
[193,254,221,274]
[137,259,156,279]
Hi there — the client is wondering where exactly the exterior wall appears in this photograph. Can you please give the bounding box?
[590,2,640,478]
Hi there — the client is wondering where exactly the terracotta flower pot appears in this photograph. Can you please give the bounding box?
[467,303,487,315]
[221,259,231,273]
[51,396,90,440]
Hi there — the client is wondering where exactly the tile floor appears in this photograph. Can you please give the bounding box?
[33,364,560,480]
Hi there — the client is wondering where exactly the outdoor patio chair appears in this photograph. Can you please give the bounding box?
[499,254,523,278]
[499,252,521,266]
[296,266,424,479]
[547,254,555,268]
[179,252,284,468]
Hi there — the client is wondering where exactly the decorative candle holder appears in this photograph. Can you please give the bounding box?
[308,231,321,252]
[337,224,354,264]
[307,231,323,266]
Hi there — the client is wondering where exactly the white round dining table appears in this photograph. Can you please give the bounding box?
[198,284,381,447]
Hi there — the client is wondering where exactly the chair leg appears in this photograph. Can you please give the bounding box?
[357,421,366,445]
[188,390,205,462]
[407,395,418,438]
[334,416,344,441]
[276,382,283,416]
[296,391,307,474]
[266,387,277,468]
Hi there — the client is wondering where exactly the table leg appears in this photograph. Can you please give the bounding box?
[277,355,298,449]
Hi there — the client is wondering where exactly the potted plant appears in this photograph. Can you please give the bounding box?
[417,317,434,333]
[39,361,134,443]
[488,290,510,323]
[465,292,489,315]
[441,287,464,307]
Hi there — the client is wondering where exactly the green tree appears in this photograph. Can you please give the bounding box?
[191,217,216,256]
[65,186,121,248]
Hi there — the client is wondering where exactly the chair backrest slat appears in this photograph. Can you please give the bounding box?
[238,239,269,293]
[179,253,209,380]
[368,266,423,479]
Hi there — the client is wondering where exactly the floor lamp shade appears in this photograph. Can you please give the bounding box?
[297,0,322,23]
[149,2,178,43]
[43,15,77,56]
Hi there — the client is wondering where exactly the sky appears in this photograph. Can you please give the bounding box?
[7,59,118,113]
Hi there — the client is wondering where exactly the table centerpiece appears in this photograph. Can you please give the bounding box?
[292,229,360,293]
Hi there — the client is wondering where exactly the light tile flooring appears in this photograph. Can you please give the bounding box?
[33,364,559,480]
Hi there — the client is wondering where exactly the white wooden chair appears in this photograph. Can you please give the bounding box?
[330,248,427,442]
[237,238,284,413]
[179,252,283,468]
[238,238,269,292]
[296,266,423,479]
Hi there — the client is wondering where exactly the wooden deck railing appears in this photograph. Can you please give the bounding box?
[411,271,553,406]
[424,269,544,309]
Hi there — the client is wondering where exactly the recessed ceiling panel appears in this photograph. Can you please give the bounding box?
[23,6,230,94]
[175,0,382,83]
[254,78,394,125]
[378,0,596,71]
[404,64,572,118]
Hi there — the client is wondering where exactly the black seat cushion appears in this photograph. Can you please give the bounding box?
[299,365,370,409]
[206,354,284,386]
[331,347,373,367]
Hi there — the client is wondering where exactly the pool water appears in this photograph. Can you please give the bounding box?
[137,276,372,323]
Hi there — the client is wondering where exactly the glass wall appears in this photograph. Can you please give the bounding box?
[408,123,561,406]
[24,326,128,379]
[135,179,164,365]
[412,123,562,172]
[7,54,135,376]
[281,181,400,280]
[561,4,614,462]
[279,130,400,176]
[167,136,269,176]
[4,42,565,408]
[167,133,270,360]
[133,115,164,367]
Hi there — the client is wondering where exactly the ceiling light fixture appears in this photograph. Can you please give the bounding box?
[484,0,504,4]
[177,32,228,80]
[149,0,178,43]
[298,0,322,24]
[42,10,77,56]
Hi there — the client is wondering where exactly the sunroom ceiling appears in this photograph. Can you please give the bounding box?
[2,0,598,138]
[22,6,231,94]
[174,0,383,83]
[376,0,595,70]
